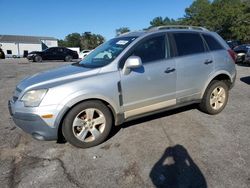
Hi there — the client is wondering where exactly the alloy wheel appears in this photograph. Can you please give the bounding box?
[72,108,106,142]
[209,86,226,110]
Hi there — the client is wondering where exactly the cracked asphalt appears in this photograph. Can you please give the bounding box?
[0,59,249,188]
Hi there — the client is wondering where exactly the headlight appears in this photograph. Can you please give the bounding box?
[21,89,48,107]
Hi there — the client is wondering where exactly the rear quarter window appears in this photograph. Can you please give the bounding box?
[203,34,224,51]
[173,32,205,56]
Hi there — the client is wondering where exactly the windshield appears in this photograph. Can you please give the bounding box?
[42,48,51,52]
[79,36,137,68]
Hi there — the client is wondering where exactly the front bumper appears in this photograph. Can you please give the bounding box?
[8,100,59,141]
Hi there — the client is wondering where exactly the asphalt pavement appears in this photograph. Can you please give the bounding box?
[0,58,249,188]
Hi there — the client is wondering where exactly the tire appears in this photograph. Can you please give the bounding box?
[62,100,113,148]
[199,80,229,115]
[34,55,42,62]
[65,55,72,62]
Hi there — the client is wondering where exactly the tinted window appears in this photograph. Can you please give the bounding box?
[173,33,205,56]
[131,35,165,63]
[7,50,12,54]
[203,34,223,51]
[57,48,64,52]
[45,48,55,52]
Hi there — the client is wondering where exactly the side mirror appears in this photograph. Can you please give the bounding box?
[122,56,142,75]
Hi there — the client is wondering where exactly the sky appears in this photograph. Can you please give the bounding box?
[0,0,194,40]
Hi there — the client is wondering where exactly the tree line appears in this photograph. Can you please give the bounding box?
[59,0,250,50]
[58,32,105,50]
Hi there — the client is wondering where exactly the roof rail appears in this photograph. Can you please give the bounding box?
[118,31,133,36]
[148,25,209,32]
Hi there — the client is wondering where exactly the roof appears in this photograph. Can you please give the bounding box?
[148,25,209,32]
[119,25,210,38]
[0,35,57,44]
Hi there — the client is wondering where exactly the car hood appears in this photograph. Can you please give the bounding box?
[29,51,40,54]
[17,64,100,91]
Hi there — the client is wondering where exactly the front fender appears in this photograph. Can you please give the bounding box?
[53,90,122,129]
[61,90,121,113]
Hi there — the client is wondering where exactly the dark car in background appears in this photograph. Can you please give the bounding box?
[227,40,241,49]
[244,48,250,64]
[233,44,250,63]
[27,47,79,62]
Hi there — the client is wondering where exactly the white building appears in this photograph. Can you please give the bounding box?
[0,35,58,58]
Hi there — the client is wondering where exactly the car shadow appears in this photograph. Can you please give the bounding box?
[240,76,250,85]
[150,145,207,188]
[122,104,197,129]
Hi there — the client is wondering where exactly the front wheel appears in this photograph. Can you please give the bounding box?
[199,80,229,115]
[62,101,112,148]
[65,55,72,62]
[34,55,42,62]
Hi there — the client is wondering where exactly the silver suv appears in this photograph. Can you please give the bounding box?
[8,26,236,148]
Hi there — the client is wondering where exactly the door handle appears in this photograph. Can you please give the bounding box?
[204,59,213,65]
[164,68,176,73]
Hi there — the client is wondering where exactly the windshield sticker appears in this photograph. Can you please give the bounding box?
[116,40,129,45]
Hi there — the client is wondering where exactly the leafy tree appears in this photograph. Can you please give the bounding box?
[58,32,105,50]
[64,33,81,48]
[58,39,67,47]
[182,0,211,27]
[211,0,250,41]
[181,0,250,42]
[149,16,177,28]
[116,27,130,36]
[80,32,105,50]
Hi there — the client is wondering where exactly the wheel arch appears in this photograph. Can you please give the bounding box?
[56,97,122,142]
[201,72,233,99]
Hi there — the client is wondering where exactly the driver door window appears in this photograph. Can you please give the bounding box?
[131,35,165,63]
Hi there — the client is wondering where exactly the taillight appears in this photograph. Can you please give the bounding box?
[227,49,237,63]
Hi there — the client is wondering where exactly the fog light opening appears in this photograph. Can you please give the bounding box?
[32,133,45,141]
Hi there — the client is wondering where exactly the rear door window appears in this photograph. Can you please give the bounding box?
[203,34,224,51]
[173,33,205,56]
[47,48,55,53]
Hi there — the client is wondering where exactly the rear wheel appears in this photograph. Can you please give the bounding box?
[199,80,229,114]
[62,101,112,148]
